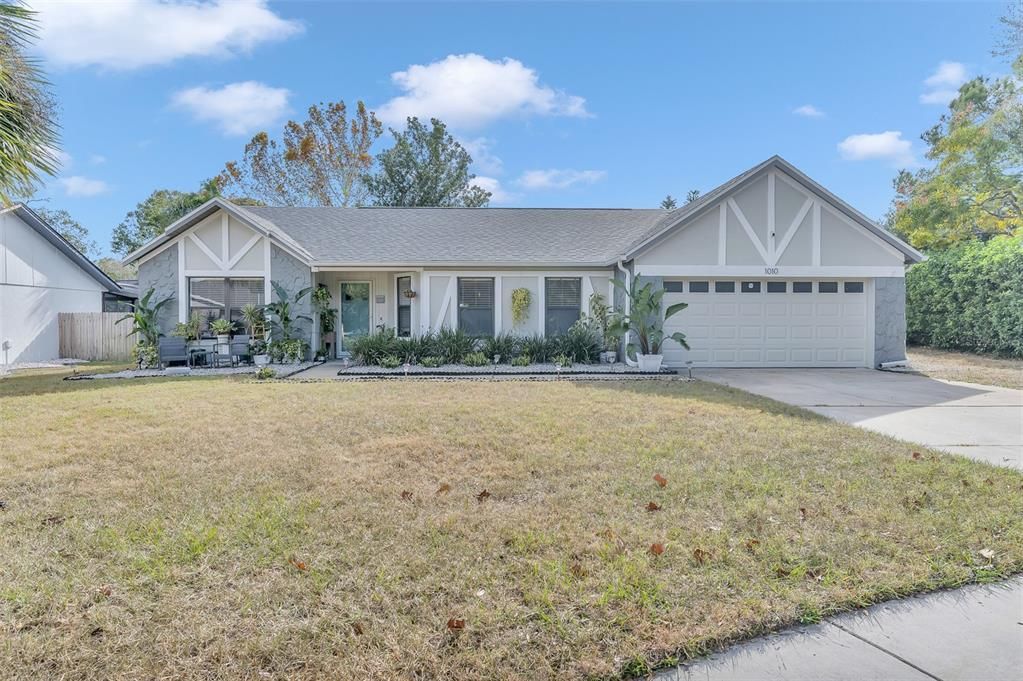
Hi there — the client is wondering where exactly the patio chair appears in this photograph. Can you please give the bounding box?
[229,335,251,366]
[157,336,189,368]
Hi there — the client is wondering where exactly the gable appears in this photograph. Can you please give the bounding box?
[1,211,106,291]
[632,165,908,274]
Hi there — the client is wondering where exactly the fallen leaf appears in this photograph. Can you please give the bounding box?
[435,483,451,496]
[352,622,364,636]
[799,507,808,521]
[979,548,995,560]
[288,556,308,572]
[598,528,615,540]
[984,478,994,486]
[400,490,413,502]
[42,515,64,526]
[911,451,922,460]
[649,543,665,556]
[744,539,760,553]
[476,489,491,503]
[447,618,465,631]
[89,626,104,638]
[646,501,661,512]
[693,548,711,565]
[570,562,587,578]
[653,473,667,488]
[97,585,112,597]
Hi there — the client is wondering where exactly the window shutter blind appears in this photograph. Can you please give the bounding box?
[545,278,581,308]
[458,278,494,309]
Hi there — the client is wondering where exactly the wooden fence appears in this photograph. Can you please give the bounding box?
[58,312,134,361]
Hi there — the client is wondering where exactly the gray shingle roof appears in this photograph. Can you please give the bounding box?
[242,206,667,265]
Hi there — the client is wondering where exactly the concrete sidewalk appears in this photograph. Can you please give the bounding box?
[657,577,1023,680]
[697,368,1023,469]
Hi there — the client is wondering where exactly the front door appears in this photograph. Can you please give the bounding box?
[339,282,371,353]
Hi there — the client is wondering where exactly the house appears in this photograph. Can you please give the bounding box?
[0,204,128,365]
[123,156,923,368]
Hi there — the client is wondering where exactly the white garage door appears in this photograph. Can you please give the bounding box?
[661,279,871,367]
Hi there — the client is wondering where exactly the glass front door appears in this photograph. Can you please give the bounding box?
[340,282,371,352]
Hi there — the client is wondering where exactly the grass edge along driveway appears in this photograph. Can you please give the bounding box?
[1,366,1021,679]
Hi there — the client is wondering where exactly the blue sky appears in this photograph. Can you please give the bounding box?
[27,1,1008,257]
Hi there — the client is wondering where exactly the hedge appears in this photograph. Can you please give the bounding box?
[905,234,1023,357]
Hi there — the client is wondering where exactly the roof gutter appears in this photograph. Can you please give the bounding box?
[616,259,638,368]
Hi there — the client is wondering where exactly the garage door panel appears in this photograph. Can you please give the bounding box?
[663,281,870,368]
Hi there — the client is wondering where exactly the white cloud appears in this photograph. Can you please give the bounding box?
[32,0,302,70]
[89,154,107,165]
[515,169,607,190]
[59,176,109,197]
[837,131,915,166]
[470,176,515,204]
[921,61,968,105]
[793,104,824,118]
[172,81,290,136]
[377,53,590,128]
[461,137,504,176]
[45,146,72,171]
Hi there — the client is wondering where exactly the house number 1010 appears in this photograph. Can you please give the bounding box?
[764,267,779,274]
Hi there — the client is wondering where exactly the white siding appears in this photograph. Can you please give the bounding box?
[0,212,104,364]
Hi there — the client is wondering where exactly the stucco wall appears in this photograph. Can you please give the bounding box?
[874,276,906,366]
[137,245,179,335]
[270,245,313,350]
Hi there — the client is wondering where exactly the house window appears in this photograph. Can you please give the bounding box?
[396,276,412,337]
[102,293,134,313]
[188,277,264,335]
[844,281,865,293]
[819,281,839,293]
[688,281,709,293]
[664,281,684,293]
[714,281,736,293]
[458,277,494,336]
[741,281,761,293]
[545,277,582,336]
[767,281,787,293]
[792,281,813,293]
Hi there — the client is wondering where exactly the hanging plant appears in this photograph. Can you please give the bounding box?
[511,288,532,325]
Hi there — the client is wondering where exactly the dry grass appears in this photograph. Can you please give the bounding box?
[907,345,1023,390]
[1,366,1021,680]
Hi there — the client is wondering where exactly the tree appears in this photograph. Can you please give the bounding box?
[364,117,491,207]
[111,178,225,256]
[95,257,137,281]
[995,2,1023,58]
[221,100,382,207]
[660,195,677,209]
[0,2,59,203]
[686,189,701,204]
[887,56,1022,250]
[34,207,98,256]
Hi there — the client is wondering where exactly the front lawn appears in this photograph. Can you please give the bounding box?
[1,367,1021,679]
[907,345,1023,390]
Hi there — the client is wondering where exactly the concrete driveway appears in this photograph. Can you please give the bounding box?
[697,368,1023,469]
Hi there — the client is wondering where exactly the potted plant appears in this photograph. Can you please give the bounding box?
[250,338,269,367]
[608,279,690,372]
[265,281,312,362]
[587,292,620,363]
[403,288,417,299]
[209,317,234,347]
[116,287,173,369]
[241,303,269,365]
[311,286,336,359]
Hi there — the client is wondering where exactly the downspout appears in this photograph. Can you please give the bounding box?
[616,259,638,367]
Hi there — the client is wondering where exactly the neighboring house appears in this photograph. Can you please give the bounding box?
[0,204,128,365]
[124,156,923,368]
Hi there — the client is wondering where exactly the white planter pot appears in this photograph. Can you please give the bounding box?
[216,334,230,345]
[599,350,617,364]
[254,354,270,367]
[636,354,664,372]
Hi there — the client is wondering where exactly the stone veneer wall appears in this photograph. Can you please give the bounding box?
[136,246,178,335]
[270,244,314,352]
[873,276,907,366]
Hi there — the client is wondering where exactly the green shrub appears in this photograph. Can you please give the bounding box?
[436,327,475,364]
[132,342,159,369]
[395,332,437,364]
[419,355,443,368]
[520,334,558,363]
[462,351,490,367]
[255,367,276,380]
[350,330,398,365]
[906,235,1023,357]
[481,332,518,363]
[511,354,531,367]
[555,322,601,363]
[552,353,573,368]
[379,355,402,369]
